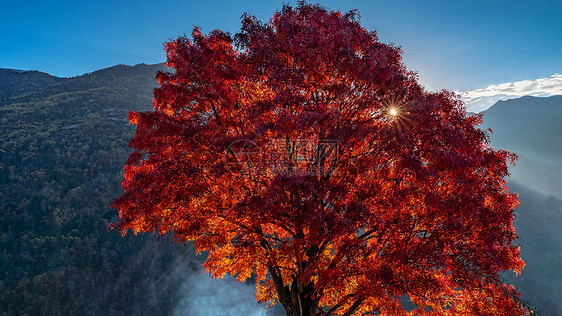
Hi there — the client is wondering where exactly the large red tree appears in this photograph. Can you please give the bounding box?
[113,3,526,315]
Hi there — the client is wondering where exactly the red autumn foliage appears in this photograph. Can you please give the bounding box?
[112,3,526,315]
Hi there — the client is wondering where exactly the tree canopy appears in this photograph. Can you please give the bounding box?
[113,3,526,315]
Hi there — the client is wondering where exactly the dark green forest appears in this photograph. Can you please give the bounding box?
[0,65,560,315]
[0,65,203,315]
[0,69,63,100]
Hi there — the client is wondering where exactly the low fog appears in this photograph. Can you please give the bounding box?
[172,267,284,316]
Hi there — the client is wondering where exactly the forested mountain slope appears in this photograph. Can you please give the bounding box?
[0,64,202,315]
[0,69,63,101]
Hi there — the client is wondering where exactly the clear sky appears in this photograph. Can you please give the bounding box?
[1,0,561,105]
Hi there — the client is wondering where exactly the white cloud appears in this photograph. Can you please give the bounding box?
[458,74,562,112]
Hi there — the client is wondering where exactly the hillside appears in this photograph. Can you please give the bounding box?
[481,95,562,315]
[0,63,204,315]
[0,69,63,101]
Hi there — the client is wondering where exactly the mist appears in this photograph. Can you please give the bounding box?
[172,269,284,316]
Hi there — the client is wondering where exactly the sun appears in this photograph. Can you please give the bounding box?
[381,95,412,132]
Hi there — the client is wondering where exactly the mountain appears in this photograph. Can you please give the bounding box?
[482,95,562,199]
[0,63,207,315]
[0,68,63,101]
[481,95,562,315]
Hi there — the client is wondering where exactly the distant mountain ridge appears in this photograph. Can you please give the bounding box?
[482,95,562,199]
[485,94,562,114]
[481,95,562,315]
[0,68,36,74]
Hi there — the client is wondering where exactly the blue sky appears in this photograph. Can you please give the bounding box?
[1,0,561,109]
